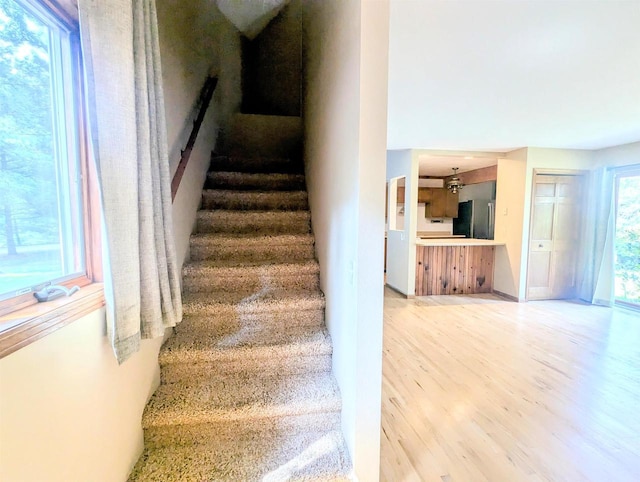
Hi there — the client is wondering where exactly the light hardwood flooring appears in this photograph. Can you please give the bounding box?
[381,288,640,481]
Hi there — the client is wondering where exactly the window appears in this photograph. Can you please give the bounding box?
[614,168,640,309]
[0,0,101,349]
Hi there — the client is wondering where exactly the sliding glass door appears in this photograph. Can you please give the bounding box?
[614,169,640,309]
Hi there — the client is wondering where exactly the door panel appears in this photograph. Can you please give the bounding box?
[531,203,555,240]
[527,174,583,300]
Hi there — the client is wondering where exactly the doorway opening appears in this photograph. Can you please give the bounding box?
[614,169,640,309]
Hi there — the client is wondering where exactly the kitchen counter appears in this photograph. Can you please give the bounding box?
[416,242,499,295]
[416,238,505,247]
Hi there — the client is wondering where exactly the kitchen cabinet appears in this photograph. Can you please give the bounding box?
[398,187,434,204]
[394,187,459,218]
[417,188,431,203]
[424,188,458,218]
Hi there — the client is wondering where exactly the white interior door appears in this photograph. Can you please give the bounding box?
[527,174,582,300]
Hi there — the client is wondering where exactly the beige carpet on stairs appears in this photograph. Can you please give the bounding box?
[129,154,352,481]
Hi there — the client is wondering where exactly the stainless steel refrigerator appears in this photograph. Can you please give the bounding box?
[453,199,495,239]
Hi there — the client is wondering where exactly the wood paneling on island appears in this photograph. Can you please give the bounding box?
[416,245,494,295]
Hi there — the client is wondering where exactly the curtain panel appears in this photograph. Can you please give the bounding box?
[577,167,615,306]
[79,0,182,363]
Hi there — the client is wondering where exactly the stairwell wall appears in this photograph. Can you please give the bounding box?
[157,0,242,267]
[0,3,243,481]
[302,1,389,480]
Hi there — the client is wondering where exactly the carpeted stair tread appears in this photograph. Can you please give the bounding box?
[143,371,341,428]
[160,326,332,365]
[184,258,319,274]
[170,312,325,346]
[140,412,341,448]
[206,171,306,191]
[211,155,304,174]
[197,210,311,235]
[182,260,320,293]
[202,189,309,210]
[164,322,329,356]
[189,233,315,263]
[182,288,325,321]
[129,428,351,482]
[160,352,332,385]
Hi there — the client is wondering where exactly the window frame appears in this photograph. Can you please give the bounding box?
[0,0,103,358]
[613,165,640,310]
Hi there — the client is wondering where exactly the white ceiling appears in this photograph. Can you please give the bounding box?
[418,155,498,177]
[387,0,640,151]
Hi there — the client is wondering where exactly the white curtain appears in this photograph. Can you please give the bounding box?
[79,0,182,363]
[577,167,615,306]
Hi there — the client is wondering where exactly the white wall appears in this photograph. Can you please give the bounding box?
[417,209,453,233]
[158,0,241,267]
[386,150,417,296]
[0,4,241,481]
[302,0,389,480]
[493,149,528,299]
[0,309,163,482]
[594,141,640,168]
[159,0,241,167]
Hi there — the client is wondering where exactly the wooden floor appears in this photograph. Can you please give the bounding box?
[381,288,640,482]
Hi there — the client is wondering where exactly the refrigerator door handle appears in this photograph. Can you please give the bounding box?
[488,203,495,238]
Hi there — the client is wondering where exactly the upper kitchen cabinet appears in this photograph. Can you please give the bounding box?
[424,188,458,218]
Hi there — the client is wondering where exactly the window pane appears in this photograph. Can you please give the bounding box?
[615,174,640,306]
[0,0,84,299]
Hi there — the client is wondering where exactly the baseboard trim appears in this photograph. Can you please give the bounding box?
[492,289,520,302]
[385,284,415,299]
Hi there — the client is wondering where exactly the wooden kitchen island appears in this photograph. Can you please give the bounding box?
[415,239,504,296]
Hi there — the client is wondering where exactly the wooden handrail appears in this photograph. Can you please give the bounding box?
[171,76,218,201]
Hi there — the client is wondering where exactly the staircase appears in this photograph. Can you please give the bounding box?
[129,127,351,480]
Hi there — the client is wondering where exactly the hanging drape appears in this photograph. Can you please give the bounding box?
[577,167,615,306]
[78,0,182,363]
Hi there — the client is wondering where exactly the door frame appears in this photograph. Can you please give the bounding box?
[525,168,588,301]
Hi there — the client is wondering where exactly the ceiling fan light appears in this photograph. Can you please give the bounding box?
[447,167,464,193]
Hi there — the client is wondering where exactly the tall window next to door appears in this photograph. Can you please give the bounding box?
[0,0,93,313]
[614,168,640,308]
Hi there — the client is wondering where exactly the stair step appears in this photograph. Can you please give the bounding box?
[206,171,306,191]
[179,304,324,330]
[160,325,332,365]
[189,233,315,263]
[140,411,342,449]
[159,327,332,382]
[182,260,320,294]
[202,189,308,211]
[211,155,304,174]
[172,309,325,347]
[130,427,350,481]
[143,370,340,428]
[196,210,311,235]
[182,287,325,315]
[164,323,329,361]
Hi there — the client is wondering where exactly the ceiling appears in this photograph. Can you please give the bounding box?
[387,0,640,151]
[418,155,498,177]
